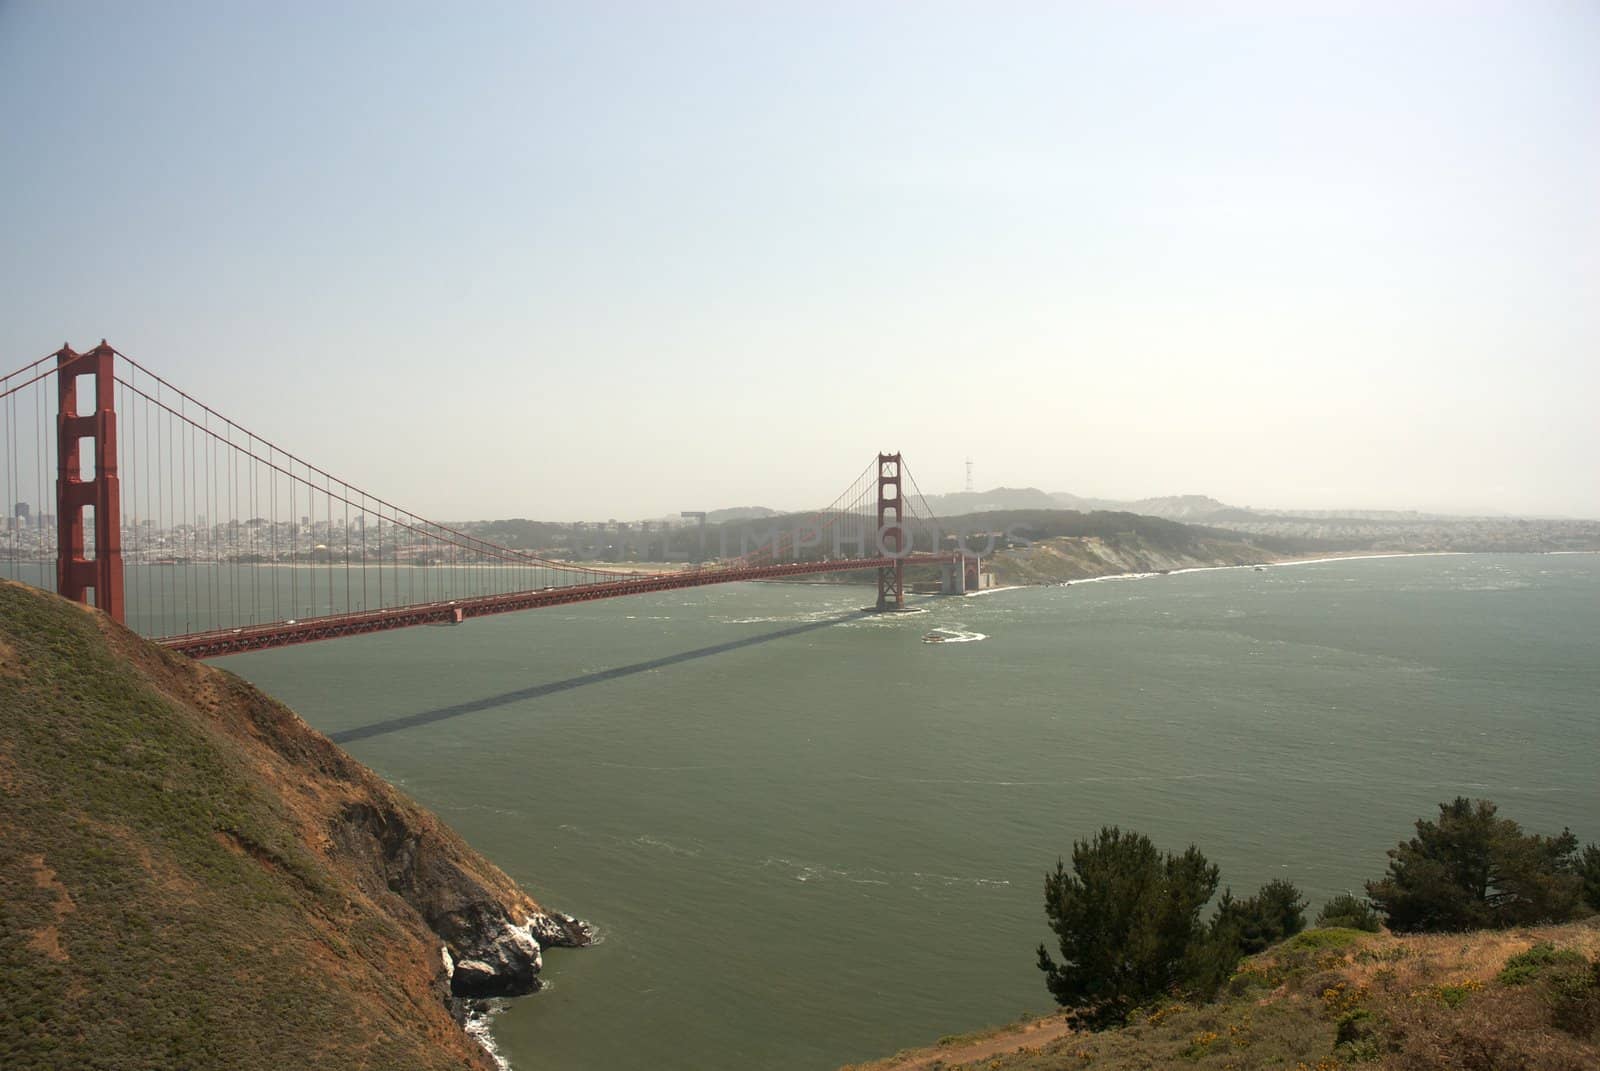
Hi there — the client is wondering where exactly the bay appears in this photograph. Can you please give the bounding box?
[199,553,1600,1069]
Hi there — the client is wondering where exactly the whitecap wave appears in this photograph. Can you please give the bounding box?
[910,871,1012,888]
[634,834,702,857]
[760,855,1008,889]
[760,856,891,886]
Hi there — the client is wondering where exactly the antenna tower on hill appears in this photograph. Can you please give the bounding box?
[965,458,974,493]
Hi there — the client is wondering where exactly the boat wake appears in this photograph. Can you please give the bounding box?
[923,627,986,644]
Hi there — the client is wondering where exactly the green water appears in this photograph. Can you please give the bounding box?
[211,554,1599,1070]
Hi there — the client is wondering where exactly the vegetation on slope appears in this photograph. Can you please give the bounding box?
[917,509,1334,585]
[0,580,571,1071]
[846,920,1600,1071]
[854,800,1600,1071]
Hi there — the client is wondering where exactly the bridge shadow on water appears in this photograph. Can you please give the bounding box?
[328,608,873,745]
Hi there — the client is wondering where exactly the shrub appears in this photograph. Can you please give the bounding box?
[1316,893,1381,932]
[1432,980,1485,1008]
[1179,1029,1220,1058]
[1334,1007,1382,1060]
[1496,942,1587,987]
[1282,928,1368,952]
[1543,957,1600,1037]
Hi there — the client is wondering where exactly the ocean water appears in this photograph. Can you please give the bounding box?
[202,553,1600,1070]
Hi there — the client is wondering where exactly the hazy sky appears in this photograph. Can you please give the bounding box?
[3,2,1596,520]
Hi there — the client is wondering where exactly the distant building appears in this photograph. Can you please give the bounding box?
[14,502,28,521]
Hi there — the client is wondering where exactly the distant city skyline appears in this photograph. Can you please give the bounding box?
[3,3,1596,520]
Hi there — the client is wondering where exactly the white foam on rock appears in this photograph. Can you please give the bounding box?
[462,1001,512,1071]
[513,917,544,972]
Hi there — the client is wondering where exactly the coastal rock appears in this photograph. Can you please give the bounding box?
[528,910,595,949]
[450,960,499,995]
[447,917,542,996]
[448,954,534,998]
[330,801,591,998]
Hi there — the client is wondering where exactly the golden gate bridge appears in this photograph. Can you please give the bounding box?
[2,343,978,658]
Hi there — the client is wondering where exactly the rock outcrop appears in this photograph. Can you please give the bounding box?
[330,800,593,997]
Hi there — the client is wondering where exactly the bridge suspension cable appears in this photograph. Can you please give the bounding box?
[730,457,880,569]
[2,342,963,656]
[898,458,945,552]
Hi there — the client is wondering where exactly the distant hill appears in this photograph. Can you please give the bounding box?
[462,492,1598,564]
[1044,491,1243,522]
[0,581,589,1070]
[705,505,781,523]
[919,487,1081,515]
[1112,493,1240,521]
[918,487,1246,523]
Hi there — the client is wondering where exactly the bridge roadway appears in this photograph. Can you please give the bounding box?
[160,554,959,658]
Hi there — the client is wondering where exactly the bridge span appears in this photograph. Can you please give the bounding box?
[2,342,980,658]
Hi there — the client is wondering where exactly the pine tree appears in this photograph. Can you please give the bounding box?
[1036,827,1218,1026]
[1365,798,1584,933]
[1213,878,1308,954]
[1582,843,1600,913]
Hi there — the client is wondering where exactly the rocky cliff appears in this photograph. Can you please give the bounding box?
[0,579,587,1071]
[985,531,1278,585]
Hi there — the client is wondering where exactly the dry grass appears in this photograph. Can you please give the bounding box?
[0,633,21,677]
[1335,924,1600,996]
[839,1014,1077,1071]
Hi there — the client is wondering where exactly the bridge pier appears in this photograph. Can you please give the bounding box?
[937,554,984,595]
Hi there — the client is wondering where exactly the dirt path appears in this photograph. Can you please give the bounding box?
[848,1015,1074,1070]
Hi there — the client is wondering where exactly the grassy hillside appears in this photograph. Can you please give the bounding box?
[845,921,1600,1071]
[0,580,576,1071]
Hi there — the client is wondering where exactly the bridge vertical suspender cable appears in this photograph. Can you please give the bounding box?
[3,343,969,657]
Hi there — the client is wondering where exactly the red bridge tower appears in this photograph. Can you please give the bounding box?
[55,342,124,623]
[876,452,904,611]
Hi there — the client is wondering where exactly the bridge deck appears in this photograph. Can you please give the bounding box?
[160,554,958,658]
